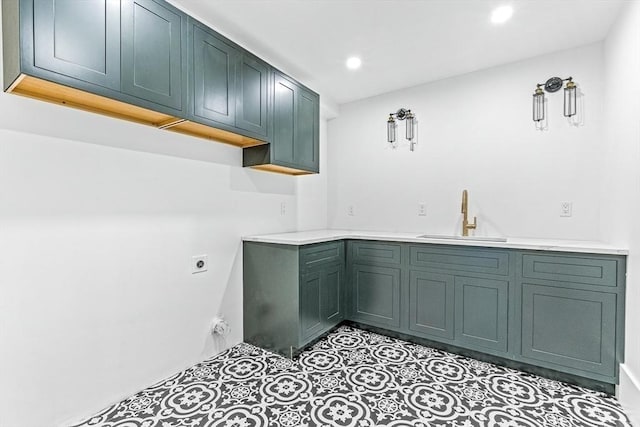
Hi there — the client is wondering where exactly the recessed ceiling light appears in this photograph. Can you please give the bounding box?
[346,57,362,70]
[491,5,513,24]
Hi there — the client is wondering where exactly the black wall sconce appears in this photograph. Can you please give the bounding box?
[387,108,417,150]
[532,77,580,131]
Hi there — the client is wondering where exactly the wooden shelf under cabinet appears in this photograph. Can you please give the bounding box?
[6,74,265,148]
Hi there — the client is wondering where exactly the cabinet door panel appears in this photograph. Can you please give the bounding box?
[33,0,120,89]
[296,86,319,170]
[409,271,454,339]
[272,73,296,165]
[351,264,401,328]
[323,263,344,326]
[236,54,268,137]
[521,284,616,376]
[455,276,508,353]
[191,24,237,126]
[300,270,323,342]
[121,0,185,110]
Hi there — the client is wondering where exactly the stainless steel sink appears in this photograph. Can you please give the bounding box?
[417,234,507,242]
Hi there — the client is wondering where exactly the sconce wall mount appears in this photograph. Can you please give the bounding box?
[387,108,417,151]
[532,76,580,131]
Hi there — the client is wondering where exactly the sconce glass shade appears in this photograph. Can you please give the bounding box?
[532,87,545,123]
[405,112,415,141]
[387,115,396,143]
[564,80,577,117]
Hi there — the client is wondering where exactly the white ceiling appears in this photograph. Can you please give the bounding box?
[171,0,624,109]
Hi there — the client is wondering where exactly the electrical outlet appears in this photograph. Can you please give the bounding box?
[418,203,427,216]
[192,255,208,274]
[348,205,355,216]
[280,201,286,216]
[560,202,573,217]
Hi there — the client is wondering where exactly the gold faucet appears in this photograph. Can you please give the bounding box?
[461,189,477,236]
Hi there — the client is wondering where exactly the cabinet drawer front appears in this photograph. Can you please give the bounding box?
[521,284,616,377]
[522,254,618,287]
[301,242,344,269]
[351,241,402,265]
[410,246,509,276]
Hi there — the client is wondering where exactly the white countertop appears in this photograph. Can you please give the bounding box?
[242,229,629,255]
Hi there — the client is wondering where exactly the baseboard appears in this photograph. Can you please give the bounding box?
[619,364,640,427]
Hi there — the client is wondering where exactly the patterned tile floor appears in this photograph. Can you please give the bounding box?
[72,326,632,427]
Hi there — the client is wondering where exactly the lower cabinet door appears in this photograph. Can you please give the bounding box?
[521,284,616,377]
[455,276,509,353]
[322,263,344,327]
[409,270,454,339]
[351,264,401,328]
[300,270,323,342]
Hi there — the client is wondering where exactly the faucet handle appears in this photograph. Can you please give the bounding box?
[469,216,477,229]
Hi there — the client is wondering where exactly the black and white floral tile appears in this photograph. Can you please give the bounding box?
[71,325,631,427]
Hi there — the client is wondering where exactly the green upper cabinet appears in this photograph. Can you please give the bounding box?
[32,0,120,90]
[236,53,269,138]
[295,85,319,170]
[187,21,270,140]
[3,0,319,175]
[243,70,319,174]
[189,20,238,127]
[121,0,187,113]
[272,71,319,171]
[272,73,296,165]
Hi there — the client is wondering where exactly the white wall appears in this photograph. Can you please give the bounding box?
[0,19,327,427]
[328,43,605,241]
[601,1,640,424]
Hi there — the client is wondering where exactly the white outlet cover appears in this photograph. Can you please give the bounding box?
[192,255,208,274]
[560,202,573,217]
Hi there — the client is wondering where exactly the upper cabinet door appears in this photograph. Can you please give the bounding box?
[270,71,319,172]
[190,22,238,127]
[272,72,296,166]
[33,0,120,90]
[236,53,269,138]
[295,85,319,172]
[121,0,186,111]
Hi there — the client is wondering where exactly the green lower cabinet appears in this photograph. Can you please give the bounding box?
[350,264,401,329]
[455,276,509,354]
[343,240,624,386]
[243,241,344,357]
[520,283,617,380]
[408,270,455,340]
[244,239,625,385]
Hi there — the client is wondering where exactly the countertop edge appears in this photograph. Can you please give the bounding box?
[242,231,629,256]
